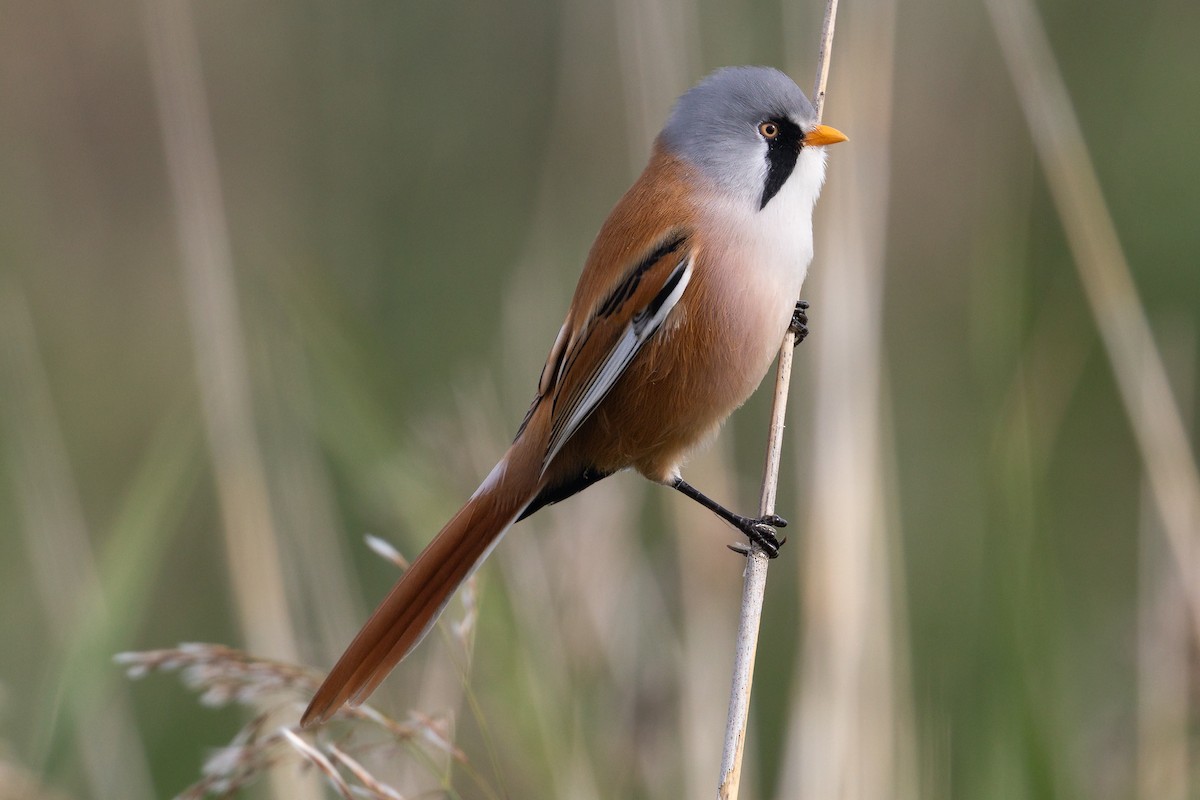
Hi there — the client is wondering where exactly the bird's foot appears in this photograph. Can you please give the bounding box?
[789,300,810,346]
[726,513,788,558]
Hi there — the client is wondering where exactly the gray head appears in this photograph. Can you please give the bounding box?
[660,66,843,210]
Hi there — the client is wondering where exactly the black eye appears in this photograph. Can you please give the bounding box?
[758,121,780,140]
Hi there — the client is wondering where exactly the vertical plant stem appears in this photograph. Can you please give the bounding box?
[810,0,839,120]
[1136,329,1194,800]
[783,0,908,794]
[140,3,319,799]
[716,3,839,797]
[142,0,298,665]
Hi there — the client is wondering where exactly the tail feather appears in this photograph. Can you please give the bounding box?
[301,457,535,727]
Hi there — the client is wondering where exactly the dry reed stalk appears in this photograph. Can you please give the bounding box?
[257,325,364,659]
[1136,330,1194,800]
[984,0,1200,646]
[140,3,316,797]
[1137,484,1191,800]
[141,0,300,665]
[778,0,915,795]
[717,2,840,797]
[397,391,501,792]
[779,0,919,796]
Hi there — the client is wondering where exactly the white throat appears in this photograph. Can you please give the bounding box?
[759,145,827,271]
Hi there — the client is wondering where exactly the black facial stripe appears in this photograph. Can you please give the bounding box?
[759,117,803,210]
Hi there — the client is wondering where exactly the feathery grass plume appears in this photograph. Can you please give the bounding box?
[115,523,481,798]
[326,744,406,800]
[115,643,466,799]
[279,729,356,800]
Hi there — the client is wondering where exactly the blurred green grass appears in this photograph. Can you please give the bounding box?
[2,0,1199,797]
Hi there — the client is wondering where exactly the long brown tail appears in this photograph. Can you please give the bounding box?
[301,452,539,727]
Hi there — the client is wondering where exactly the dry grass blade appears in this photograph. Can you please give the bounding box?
[280,729,356,800]
[141,3,313,792]
[408,710,468,764]
[452,574,479,650]
[983,0,1200,643]
[140,0,301,666]
[1137,481,1191,800]
[365,535,411,570]
[328,744,407,800]
[1136,332,1194,800]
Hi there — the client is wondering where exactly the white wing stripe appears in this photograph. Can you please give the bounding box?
[542,255,693,470]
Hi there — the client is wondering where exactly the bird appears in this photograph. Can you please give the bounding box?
[301,65,846,727]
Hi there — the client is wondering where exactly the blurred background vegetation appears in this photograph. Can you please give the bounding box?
[2,0,1199,797]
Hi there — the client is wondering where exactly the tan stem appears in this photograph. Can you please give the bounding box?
[716,2,840,797]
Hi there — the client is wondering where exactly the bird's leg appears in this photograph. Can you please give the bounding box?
[670,477,787,558]
[789,299,810,346]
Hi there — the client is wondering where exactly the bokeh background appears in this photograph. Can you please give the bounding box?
[2,0,1199,797]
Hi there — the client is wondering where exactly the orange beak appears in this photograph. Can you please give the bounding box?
[804,124,848,147]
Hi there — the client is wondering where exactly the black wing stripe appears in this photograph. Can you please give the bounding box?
[633,255,690,334]
[543,252,693,467]
[551,229,690,417]
[596,230,689,318]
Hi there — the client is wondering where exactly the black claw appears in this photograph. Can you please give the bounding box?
[731,514,786,558]
[671,478,790,559]
[750,525,781,558]
[790,300,811,346]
